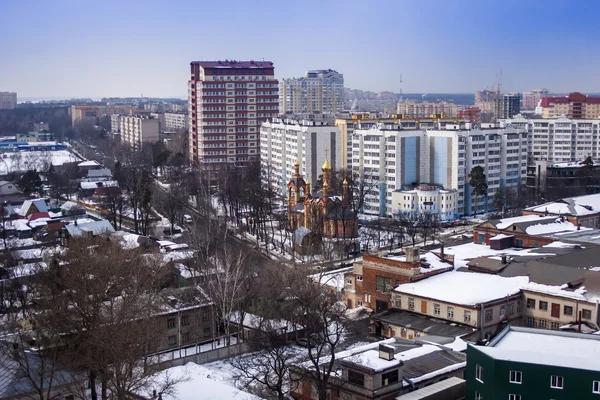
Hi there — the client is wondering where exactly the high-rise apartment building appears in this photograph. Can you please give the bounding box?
[279,70,344,115]
[0,92,17,109]
[522,88,549,110]
[351,123,527,216]
[539,92,600,119]
[474,90,498,114]
[260,117,342,196]
[396,100,458,118]
[495,93,521,119]
[118,115,160,149]
[458,107,482,125]
[501,116,600,162]
[188,60,278,169]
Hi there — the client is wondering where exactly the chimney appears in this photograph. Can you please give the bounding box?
[501,255,507,263]
[379,344,395,361]
[440,243,445,261]
[405,247,420,263]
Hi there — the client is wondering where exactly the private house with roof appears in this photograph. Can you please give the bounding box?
[290,339,466,400]
[466,326,600,400]
[343,247,454,313]
[0,181,20,196]
[287,155,358,239]
[473,214,586,248]
[523,192,600,229]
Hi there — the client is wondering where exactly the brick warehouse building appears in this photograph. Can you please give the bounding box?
[187,60,279,169]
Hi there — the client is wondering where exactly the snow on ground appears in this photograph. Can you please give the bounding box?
[395,271,528,306]
[543,241,581,248]
[0,150,80,173]
[147,362,261,400]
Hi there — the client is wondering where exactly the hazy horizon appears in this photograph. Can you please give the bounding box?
[2,0,599,98]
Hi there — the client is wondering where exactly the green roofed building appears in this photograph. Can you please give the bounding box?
[466,325,600,400]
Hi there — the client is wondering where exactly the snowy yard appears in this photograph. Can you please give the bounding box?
[0,150,80,173]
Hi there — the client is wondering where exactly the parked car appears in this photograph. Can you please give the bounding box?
[183,214,193,223]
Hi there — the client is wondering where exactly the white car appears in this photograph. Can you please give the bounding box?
[183,214,193,223]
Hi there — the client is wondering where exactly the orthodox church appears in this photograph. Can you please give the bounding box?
[287,153,358,239]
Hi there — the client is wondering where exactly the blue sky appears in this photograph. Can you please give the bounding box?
[1,0,599,98]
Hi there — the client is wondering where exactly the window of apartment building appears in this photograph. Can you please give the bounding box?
[539,319,547,328]
[203,328,211,337]
[382,370,399,386]
[510,370,522,384]
[167,318,176,329]
[348,370,365,387]
[356,275,363,281]
[408,298,415,310]
[182,332,191,344]
[526,317,535,327]
[376,276,392,292]
[526,298,536,309]
[551,321,560,330]
[475,364,484,383]
[394,296,402,308]
[433,304,441,316]
[475,392,482,400]
[168,335,177,346]
[551,375,564,389]
[517,301,521,312]
[358,300,363,306]
[564,305,573,316]
[415,332,421,338]
[507,303,515,315]
[181,315,190,326]
[583,309,592,319]
[593,381,600,394]
[203,313,210,321]
[539,301,548,311]
[464,310,471,323]
[499,306,505,319]
[508,395,521,400]
[485,309,493,322]
[447,306,454,319]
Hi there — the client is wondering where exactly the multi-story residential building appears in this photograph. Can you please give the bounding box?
[351,123,527,216]
[458,107,482,125]
[467,326,600,400]
[500,116,600,162]
[260,117,342,196]
[526,160,600,203]
[0,92,17,109]
[522,88,549,110]
[495,93,521,120]
[70,104,137,127]
[279,69,344,115]
[391,184,458,221]
[163,112,188,132]
[119,115,160,148]
[474,89,498,114]
[539,92,600,119]
[188,60,278,168]
[396,100,458,118]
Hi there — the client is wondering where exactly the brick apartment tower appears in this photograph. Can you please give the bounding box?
[188,60,279,169]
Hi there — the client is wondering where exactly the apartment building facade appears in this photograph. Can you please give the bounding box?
[188,60,278,169]
[119,115,160,148]
[522,88,549,110]
[260,117,342,196]
[279,69,344,115]
[70,104,137,127]
[351,123,527,216]
[0,91,17,109]
[539,92,600,119]
[495,93,521,119]
[500,116,600,162]
[396,100,458,118]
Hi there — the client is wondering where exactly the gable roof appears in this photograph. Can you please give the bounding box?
[64,220,115,237]
[18,199,48,217]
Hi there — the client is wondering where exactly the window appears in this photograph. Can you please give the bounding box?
[551,321,560,330]
[376,276,392,292]
[358,300,363,306]
[551,375,564,389]
[447,306,454,319]
[464,310,471,323]
[507,302,515,315]
[564,305,573,316]
[593,380,600,394]
[203,313,210,321]
[510,370,522,384]
[526,317,535,327]
[348,370,365,387]
[181,315,190,326]
[203,328,211,337]
[475,392,483,400]
[476,364,484,383]
[395,296,402,308]
[539,319,547,328]
[539,301,548,311]
[408,297,415,310]
[346,279,352,285]
[517,301,521,312]
[167,318,176,329]
[526,298,536,308]
[500,306,506,318]
[485,309,493,322]
[381,370,399,386]
[509,395,521,400]
[356,275,363,281]
[582,309,592,319]
[434,303,441,316]
[182,332,191,343]
[168,335,177,346]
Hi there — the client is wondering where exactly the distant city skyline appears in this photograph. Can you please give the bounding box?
[1,0,599,98]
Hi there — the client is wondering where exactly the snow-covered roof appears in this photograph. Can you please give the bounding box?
[18,199,48,216]
[228,311,302,332]
[489,234,514,241]
[394,271,528,306]
[525,218,589,236]
[78,160,100,167]
[65,220,115,237]
[495,215,556,230]
[347,345,440,372]
[526,193,600,217]
[80,180,118,190]
[476,326,600,371]
[310,267,352,291]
